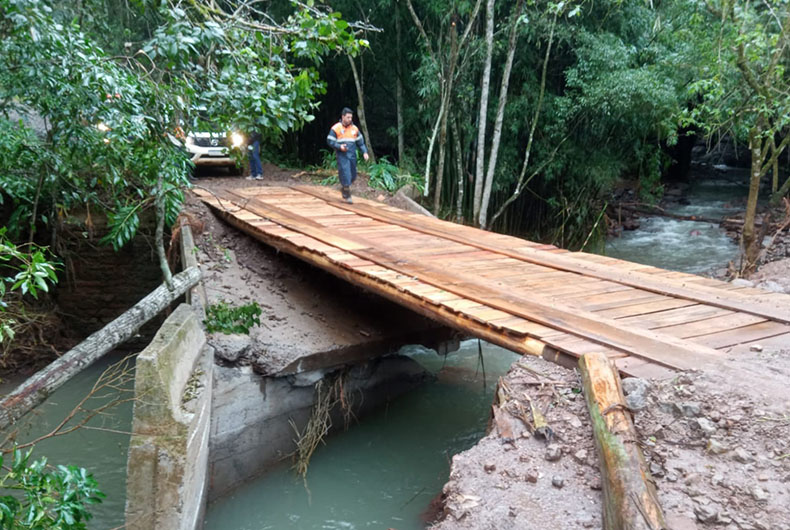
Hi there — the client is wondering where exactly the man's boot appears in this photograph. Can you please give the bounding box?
[341,186,353,204]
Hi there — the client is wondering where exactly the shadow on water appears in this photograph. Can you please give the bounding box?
[203,341,520,530]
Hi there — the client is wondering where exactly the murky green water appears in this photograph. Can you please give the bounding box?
[203,341,520,530]
[606,175,746,273]
[5,352,135,528]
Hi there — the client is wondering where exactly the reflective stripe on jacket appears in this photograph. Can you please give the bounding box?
[326,122,368,155]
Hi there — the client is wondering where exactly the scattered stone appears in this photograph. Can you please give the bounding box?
[525,470,539,483]
[694,503,719,524]
[484,462,496,474]
[649,462,665,477]
[681,402,702,418]
[751,486,769,502]
[756,280,784,293]
[567,414,583,429]
[731,278,755,288]
[696,417,718,435]
[750,344,764,352]
[545,444,562,462]
[622,377,650,410]
[551,475,565,489]
[733,448,755,464]
[707,439,729,454]
[589,477,602,490]
[573,449,588,464]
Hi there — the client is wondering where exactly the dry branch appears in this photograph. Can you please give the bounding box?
[0,266,201,431]
[578,352,666,530]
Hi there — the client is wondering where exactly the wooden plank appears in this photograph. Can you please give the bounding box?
[292,186,790,324]
[662,313,768,340]
[697,321,790,349]
[595,298,697,319]
[617,304,731,329]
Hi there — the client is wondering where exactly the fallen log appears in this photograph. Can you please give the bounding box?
[0,266,202,432]
[578,352,666,530]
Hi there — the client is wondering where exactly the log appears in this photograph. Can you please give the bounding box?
[0,266,202,432]
[578,352,666,530]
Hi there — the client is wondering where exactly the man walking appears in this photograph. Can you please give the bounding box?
[327,107,369,203]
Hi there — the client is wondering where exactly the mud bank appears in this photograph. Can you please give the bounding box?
[430,345,790,530]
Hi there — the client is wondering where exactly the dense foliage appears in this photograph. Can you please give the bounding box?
[0,448,104,529]
[290,0,789,253]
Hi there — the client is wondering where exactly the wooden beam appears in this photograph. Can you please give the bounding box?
[578,352,666,530]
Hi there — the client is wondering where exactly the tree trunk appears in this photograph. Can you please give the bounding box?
[578,352,667,530]
[395,8,406,167]
[433,21,459,214]
[771,136,779,193]
[348,55,376,164]
[742,127,763,274]
[472,0,495,224]
[488,13,558,228]
[452,115,465,222]
[0,266,202,431]
[479,0,524,229]
[155,175,174,290]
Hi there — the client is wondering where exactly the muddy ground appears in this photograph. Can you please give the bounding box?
[189,165,790,530]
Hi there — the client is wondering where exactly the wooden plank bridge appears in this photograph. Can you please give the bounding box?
[194,185,790,379]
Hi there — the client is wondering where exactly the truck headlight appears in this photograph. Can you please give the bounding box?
[231,132,244,148]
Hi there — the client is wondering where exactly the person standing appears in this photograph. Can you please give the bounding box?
[246,130,263,180]
[326,107,369,203]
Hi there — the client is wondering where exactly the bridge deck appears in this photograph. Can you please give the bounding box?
[194,185,790,378]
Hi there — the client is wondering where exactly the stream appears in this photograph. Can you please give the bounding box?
[605,172,747,273]
[203,342,520,530]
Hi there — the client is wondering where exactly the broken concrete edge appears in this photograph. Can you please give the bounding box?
[269,327,461,377]
[125,303,213,530]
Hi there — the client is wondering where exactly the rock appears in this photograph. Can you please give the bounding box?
[751,486,769,502]
[484,462,496,473]
[665,514,701,529]
[707,439,729,454]
[552,475,565,488]
[525,470,539,483]
[622,377,650,410]
[545,444,562,462]
[731,278,755,288]
[756,280,784,293]
[573,449,588,464]
[568,414,583,429]
[209,333,252,363]
[696,417,717,435]
[649,462,665,477]
[681,402,702,418]
[750,344,763,352]
[733,448,755,464]
[695,503,719,524]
